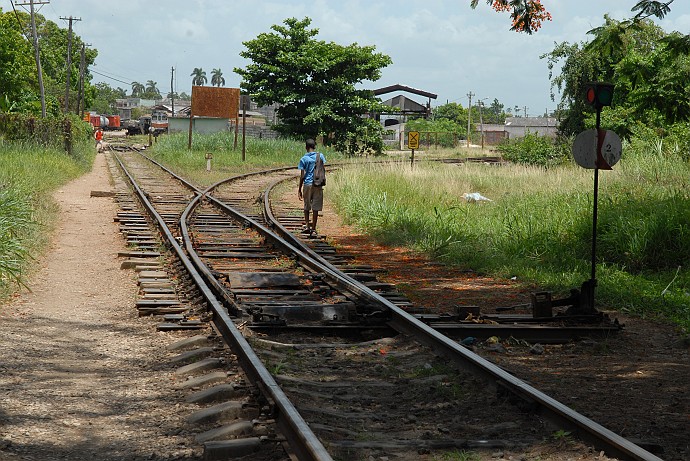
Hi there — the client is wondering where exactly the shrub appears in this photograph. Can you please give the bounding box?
[497,132,571,167]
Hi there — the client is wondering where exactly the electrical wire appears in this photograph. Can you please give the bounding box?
[89,69,133,87]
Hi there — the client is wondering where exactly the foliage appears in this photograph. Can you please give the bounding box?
[190,68,207,86]
[131,81,145,97]
[149,131,342,187]
[484,98,507,124]
[470,0,551,33]
[144,80,161,99]
[0,132,93,297]
[0,9,98,116]
[90,82,126,114]
[433,103,468,127]
[406,117,467,148]
[496,132,571,167]
[0,113,93,159]
[471,1,675,33]
[0,185,34,289]
[0,10,34,105]
[234,17,392,156]
[211,68,225,87]
[542,16,690,139]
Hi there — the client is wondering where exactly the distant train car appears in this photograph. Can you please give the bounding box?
[121,111,168,136]
[83,112,121,130]
[150,110,168,134]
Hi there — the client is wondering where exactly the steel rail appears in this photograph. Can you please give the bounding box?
[259,175,663,461]
[118,150,661,461]
[112,152,333,461]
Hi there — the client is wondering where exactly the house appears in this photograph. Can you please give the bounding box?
[476,123,509,145]
[504,117,558,139]
[152,99,191,118]
[372,84,438,148]
[115,98,156,120]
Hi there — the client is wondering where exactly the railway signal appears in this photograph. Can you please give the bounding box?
[571,82,619,313]
[583,82,614,109]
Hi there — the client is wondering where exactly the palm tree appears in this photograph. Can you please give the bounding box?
[190,68,207,86]
[131,81,145,97]
[211,68,225,87]
[145,80,160,97]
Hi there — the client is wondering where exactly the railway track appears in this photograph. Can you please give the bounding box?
[105,145,663,461]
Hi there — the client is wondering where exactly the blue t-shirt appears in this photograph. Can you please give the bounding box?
[298,151,326,185]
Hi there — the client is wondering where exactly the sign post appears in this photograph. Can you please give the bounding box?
[571,82,620,311]
[408,131,419,167]
[205,152,213,172]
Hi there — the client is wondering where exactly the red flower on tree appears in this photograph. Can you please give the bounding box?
[489,0,552,33]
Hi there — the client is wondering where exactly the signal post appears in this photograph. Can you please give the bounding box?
[571,82,621,312]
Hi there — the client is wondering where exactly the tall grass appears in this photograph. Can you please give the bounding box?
[330,154,690,331]
[0,139,94,297]
[150,132,341,186]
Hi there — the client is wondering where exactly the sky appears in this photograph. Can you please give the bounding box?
[23,0,690,115]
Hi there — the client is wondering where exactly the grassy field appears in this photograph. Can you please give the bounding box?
[328,148,690,332]
[148,132,343,187]
[0,139,94,298]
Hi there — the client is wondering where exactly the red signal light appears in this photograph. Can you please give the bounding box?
[586,87,597,105]
[584,82,614,108]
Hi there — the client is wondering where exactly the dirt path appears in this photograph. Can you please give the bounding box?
[0,152,196,461]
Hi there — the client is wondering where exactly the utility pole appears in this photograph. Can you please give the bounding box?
[478,99,486,150]
[17,0,50,117]
[466,91,474,148]
[170,66,175,117]
[523,105,529,132]
[77,43,90,117]
[60,16,81,113]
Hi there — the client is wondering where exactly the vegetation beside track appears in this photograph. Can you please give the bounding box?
[0,131,95,299]
[136,131,690,332]
[147,131,342,187]
[330,143,690,332]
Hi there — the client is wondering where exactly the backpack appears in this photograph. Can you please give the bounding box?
[313,152,326,187]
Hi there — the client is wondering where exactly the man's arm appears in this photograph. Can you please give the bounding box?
[298,170,305,199]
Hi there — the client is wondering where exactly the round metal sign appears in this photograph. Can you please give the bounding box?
[572,129,622,169]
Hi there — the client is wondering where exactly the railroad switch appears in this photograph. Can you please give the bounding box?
[531,280,600,319]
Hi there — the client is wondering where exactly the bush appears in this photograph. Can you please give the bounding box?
[496,132,571,167]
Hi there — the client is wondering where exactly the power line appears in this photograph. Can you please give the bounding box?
[90,69,134,87]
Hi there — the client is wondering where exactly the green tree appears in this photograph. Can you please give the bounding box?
[471,0,675,34]
[89,82,122,114]
[433,102,468,127]
[485,98,506,124]
[406,117,468,147]
[131,81,144,97]
[0,10,34,108]
[234,17,392,155]
[0,8,97,115]
[542,16,690,138]
[143,80,161,99]
[190,67,207,86]
[211,68,225,87]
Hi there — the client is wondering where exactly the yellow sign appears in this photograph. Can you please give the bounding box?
[408,131,419,150]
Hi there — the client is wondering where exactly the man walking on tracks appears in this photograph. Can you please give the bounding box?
[94,127,104,152]
[298,138,326,235]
